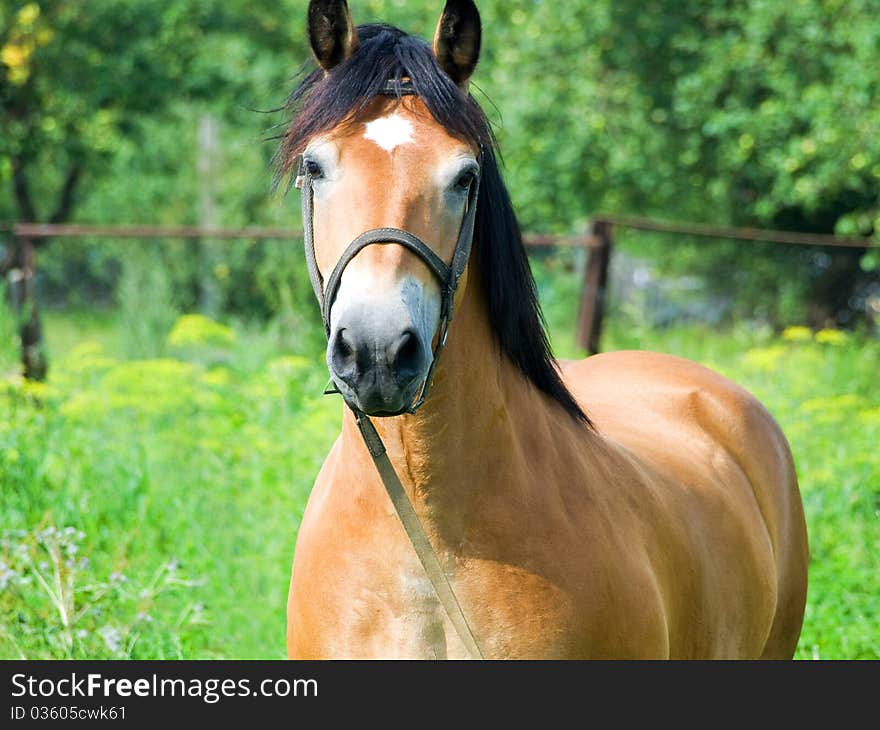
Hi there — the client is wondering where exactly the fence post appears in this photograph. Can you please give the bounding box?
[6,233,47,380]
[576,219,612,355]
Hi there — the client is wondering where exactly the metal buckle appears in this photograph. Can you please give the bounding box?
[437,316,450,349]
[380,79,417,96]
[407,393,426,415]
[294,155,305,189]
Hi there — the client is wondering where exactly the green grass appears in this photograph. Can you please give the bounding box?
[1,308,338,659]
[1,278,878,658]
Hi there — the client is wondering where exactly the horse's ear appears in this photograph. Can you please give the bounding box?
[307,0,359,72]
[433,0,481,89]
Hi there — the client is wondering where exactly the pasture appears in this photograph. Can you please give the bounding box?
[1,259,877,659]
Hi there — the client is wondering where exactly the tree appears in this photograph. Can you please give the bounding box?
[0,0,305,376]
[3,0,878,356]
[0,1,201,376]
[479,0,879,328]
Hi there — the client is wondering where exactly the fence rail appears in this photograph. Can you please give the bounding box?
[5,222,602,249]
[5,218,877,248]
[1,216,877,379]
[594,214,878,249]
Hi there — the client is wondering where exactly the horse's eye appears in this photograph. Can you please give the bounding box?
[453,169,476,192]
[303,158,324,178]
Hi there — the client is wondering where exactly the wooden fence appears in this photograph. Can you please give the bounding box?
[1,218,877,379]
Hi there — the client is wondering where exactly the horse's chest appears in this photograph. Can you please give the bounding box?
[316,552,584,659]
[291,471,651,658]
[337,569,457,659]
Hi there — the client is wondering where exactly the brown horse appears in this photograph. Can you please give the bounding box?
[282,0,808,659]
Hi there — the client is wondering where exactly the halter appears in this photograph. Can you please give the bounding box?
[297,81,482,415]
[295,79,485,659]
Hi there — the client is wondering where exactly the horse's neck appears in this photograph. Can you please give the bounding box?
[338,274,534,510]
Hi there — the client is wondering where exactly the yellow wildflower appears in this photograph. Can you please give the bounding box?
[167,314,235,349]
[743,345,787,371]
[782,326,812,342]
[814,328,848,346]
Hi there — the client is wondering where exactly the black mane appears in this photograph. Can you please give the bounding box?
[276,23,590,427]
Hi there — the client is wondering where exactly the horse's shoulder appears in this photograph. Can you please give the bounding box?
[559,349,773,429]
[558,349,793,503]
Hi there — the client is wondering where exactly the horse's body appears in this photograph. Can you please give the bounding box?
[287,269,808,659]
[283,0,808,659]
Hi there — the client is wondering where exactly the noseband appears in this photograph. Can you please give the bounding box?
[295,79,485,659]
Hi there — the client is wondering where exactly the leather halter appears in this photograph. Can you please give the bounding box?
[295,80,485,659]
[297,98,482,415]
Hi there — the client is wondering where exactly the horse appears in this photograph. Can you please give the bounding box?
[281,0,809,659]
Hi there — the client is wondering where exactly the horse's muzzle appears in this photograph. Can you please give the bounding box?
[327,312,431,416]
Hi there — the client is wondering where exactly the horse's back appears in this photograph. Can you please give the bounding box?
[560,350,808,658]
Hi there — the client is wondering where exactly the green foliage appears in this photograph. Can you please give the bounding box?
[3,1,879,326]
[168,313,235,349]
[0,285,18,373]
[1,525,204,659]
[483,1,880,326]
[487,1,880,231]
[0,0,304,217]
[0,309,336,658]
[115,243,179,358]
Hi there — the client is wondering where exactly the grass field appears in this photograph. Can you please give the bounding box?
[1,269,878,659]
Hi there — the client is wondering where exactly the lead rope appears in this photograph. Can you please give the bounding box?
[297,145,485,660]
[353,410,485,660]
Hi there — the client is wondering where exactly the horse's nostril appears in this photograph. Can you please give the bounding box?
[329,328,358,383]
[336,330,353,359]
[392,329,424,382]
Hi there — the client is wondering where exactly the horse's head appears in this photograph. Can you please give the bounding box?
[279,0,589,425]
[287,0,483,416]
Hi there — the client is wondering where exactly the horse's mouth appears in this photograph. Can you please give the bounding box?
[329,372,423,417]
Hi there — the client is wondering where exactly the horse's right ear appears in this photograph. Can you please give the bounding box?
[308,0,359,72]
[433,0,481,89]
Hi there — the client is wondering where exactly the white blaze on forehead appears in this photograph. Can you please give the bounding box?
[363,113,415,152]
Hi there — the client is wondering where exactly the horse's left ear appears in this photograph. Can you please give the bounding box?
[433,0,481,89]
